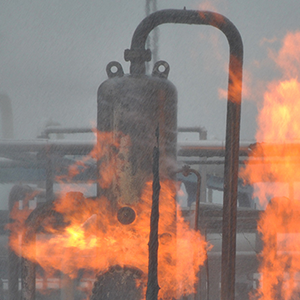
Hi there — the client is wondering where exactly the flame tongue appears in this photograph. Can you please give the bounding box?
[8,133,208,299]
[241,32,300,299]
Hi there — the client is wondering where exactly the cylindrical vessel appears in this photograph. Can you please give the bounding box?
[97,61,177,210]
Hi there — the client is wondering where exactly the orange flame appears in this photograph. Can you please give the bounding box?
[257,197,300,300]
[241,31,300,299]
[8,131,208,299]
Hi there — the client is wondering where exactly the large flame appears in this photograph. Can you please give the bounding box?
[8,131,208,299]
[241,31,300,299]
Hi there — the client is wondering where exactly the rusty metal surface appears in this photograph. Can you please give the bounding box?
[97,72,177,207]
[21,257,35,300]
[8,185,33,300]
[146,129,160,300]
[91,265,146,300]
[20,201,60,300]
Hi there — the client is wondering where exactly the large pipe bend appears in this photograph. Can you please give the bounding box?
[125,9,243,300]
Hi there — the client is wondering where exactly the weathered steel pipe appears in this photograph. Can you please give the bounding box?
[39,126,93,139]
[8,185,34,300]
[20,192,87,300]
[21,201,57,300]
[178,127,207,140]
[146,127,160,300]
[0,93,14,139]
[125,9,243,300]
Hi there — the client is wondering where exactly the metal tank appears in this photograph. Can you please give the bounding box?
[97,60,177,216]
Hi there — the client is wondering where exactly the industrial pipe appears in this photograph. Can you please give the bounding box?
[8,185,34,300]
[176,165,202,231]
[0,94,14,139]
[38,126,93,139]
[125,9,243,300]
[21,201,57,300]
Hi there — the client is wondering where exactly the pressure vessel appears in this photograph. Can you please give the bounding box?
[97,61,177,213]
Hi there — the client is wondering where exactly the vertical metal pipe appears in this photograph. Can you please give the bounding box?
[0,93,14,139]
[45,147,54,202]
[178,165,202,230]
[8,188,21,300]
[0,279,4,300]
[192,169,201,232]
[21,257,36,300]
[20,201,55,300]
[146,127,160,300]
[221,51,242,300]
[125,10,243,300]
[8,185,33,300]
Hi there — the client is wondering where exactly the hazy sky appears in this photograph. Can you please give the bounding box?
[1,0,300,140]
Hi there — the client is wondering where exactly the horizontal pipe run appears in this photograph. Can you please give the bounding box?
[39,127,93,139]
[1,140,300,158]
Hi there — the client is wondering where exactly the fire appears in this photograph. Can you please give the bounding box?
[8,131,208,299]
[241,31,300,299]
[257,197,300,300]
